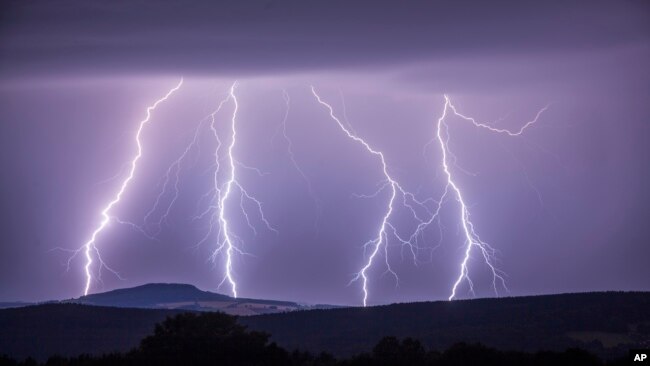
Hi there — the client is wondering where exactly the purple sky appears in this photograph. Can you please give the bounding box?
[0,0,648,306]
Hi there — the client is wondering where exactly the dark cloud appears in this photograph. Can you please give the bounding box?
[1,0,648,78]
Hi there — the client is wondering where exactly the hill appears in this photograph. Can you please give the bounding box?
[0,292,648,361]
[241,291,650,359]
[0,304,182,361]
[0,302,31,310]
[64,283,305,315]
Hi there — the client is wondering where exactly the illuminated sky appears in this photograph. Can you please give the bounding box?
[0,0,648,305]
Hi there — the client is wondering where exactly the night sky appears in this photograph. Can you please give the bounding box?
[0,0,648,306]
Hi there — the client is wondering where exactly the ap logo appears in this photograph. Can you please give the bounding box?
[631,350,649,362]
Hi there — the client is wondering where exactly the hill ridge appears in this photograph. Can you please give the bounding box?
[63,282,304,315]
[1,291,648,361]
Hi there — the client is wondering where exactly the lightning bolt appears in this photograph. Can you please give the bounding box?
[75,78,183,296]
[193,82,277,298]
[312,86,438,307]
[435,95,549,300]
[143,118,206,236]
[276,90,322,232]
[65,78,546,304]
[141,95,248,237]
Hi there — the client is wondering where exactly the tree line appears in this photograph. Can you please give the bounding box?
[0,312,631,366]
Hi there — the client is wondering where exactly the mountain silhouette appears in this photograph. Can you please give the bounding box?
[65,283,305,315]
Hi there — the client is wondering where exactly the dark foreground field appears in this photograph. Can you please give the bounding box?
[241,292,650,358]
[0,292,648,364]
[1,311,631,366]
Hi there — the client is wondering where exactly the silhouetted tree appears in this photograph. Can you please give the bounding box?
[0,354,17,366]
[135,312,289,366]
[370,337,426,366]
[0,314,621,366]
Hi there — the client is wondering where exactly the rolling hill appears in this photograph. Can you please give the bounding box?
[0,304,182,361]
[64,283,306,315]
[241,292,650,359]
[1,291,648,361]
